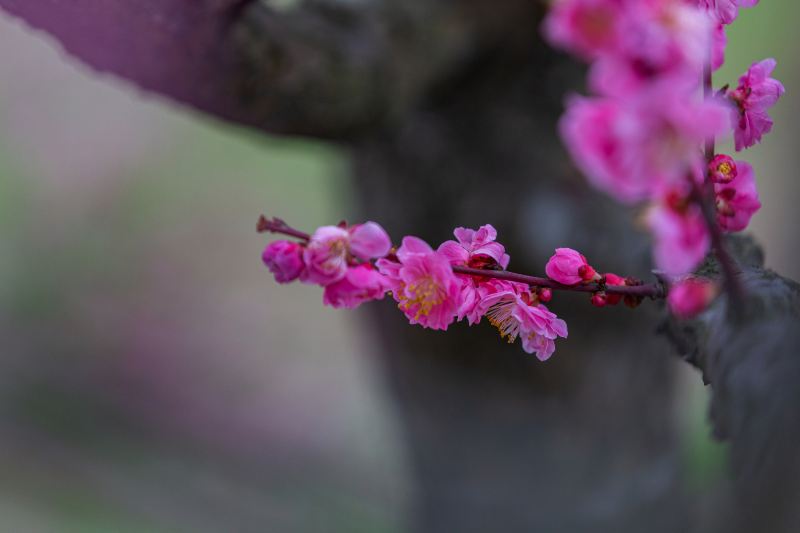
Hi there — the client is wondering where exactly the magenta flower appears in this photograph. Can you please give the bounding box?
[728,58,785,151]
[708,154,737,184]
[302,221,392,286]
[377,236,461,330]
[546,248,598,285]
[438,224,510,269]
[695,0,759,25]
[714,160,761,232]
[542,0,625,61]
[322,264,390,309]
[302,225,351,285]
[262,240,305,283]
[667,277,718,319]
[559,89,728,203]
[349,221,392,260]
[476,289,568,361]
[647,196,711,275]
[588,1,710,96]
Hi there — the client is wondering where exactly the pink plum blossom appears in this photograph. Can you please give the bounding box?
[476,288,568,361]
[542,0,626,61]
[588,1,710,96]
[302,221,392,286]
[711,22,727,70]
[322,264,391,309]
[667,277,718,319]
[349,221,392,260]
[647,194,711,275]
[262,240,305,283]
[438,224,510,269]
[377,236,461,330]
[302,225,351,285]
[559,88,728,203]
[546,248,598,285]
[714,159,761,232]
[728,58,785,151]
[694,0,759,25]
[438,224,513,323]
[709,154,737,183]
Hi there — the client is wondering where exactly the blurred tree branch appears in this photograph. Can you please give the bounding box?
[0,0,541,139]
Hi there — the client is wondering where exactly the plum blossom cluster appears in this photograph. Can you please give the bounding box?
[259,217,667,361]
[543,0,782,285]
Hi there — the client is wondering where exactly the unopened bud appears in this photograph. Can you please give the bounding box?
[578,264,599,282]
[604,273,625,305]
[591,292,608,307]
[538,288,553,303]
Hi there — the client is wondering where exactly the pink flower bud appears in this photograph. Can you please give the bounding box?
[262,240,305,283]
[591,292,608,307]
[709,154,737,184]
[538,288,553,303]
[604,273,626,305]
[546,248,597,285]
[667,278,718,319]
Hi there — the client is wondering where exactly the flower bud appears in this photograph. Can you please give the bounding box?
[262,240,305,283]
[604,273,626,305]
[538,288,553,303]
[591,292,608,307]
[546,248,594,285]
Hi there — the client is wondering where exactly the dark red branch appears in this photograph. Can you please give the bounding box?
[699,58,745,307]
[452,266,665,298]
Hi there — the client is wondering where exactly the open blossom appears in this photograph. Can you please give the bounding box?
[303,225,351,285]
[709,154,737,183]
[714,159,761,232]
[438,224,512,323]
[728,59,785,151]
[377,236,461,330]
[262,240,305,283]
[542,0,626,61]
[545,248,598,285]
[476,286,568,361]
[588,1,710,96]
[560,88,728,203]
[694,0,759,25]
[322,264,390,309]
[303,222,392,286]
[647,193,710,275]
[667,277,718,319]
[438,224,510,269]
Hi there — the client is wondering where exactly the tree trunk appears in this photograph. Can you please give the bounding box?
[351,44,687,532]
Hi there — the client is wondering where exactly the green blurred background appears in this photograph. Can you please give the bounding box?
[0,3,797,531]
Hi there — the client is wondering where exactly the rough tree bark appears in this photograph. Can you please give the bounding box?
[2,1,798,531]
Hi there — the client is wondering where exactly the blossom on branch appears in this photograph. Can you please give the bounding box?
[728,58,785,151]
[545,248,598,285]
[714,160,761,232]
[377,237,461,331]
